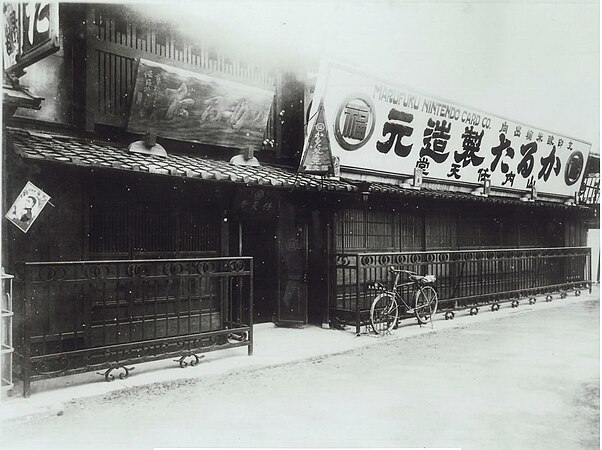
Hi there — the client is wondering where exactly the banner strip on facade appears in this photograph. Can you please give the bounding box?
[304,60,590,197]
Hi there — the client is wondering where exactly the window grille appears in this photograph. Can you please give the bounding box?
[89,199,220,256]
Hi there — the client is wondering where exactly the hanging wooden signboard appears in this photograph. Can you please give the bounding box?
[306,59,591,197]
[298,99,334,175]
[2,2,60,76]
[127,59,274,152]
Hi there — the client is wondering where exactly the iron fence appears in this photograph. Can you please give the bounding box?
[15,257,253,396]
[332,247,591,334]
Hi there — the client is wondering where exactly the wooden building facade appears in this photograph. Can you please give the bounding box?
[2,3,597,392]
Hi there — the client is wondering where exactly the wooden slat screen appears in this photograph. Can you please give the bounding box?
[96,50,136,121]
[89,199,221,256]
[336,207,424,252]
[88,5,277,146]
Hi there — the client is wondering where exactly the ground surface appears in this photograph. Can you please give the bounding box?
[2,299,599,449]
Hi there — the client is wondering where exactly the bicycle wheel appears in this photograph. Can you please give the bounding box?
[370,293,399,335]
[414,285,438,324]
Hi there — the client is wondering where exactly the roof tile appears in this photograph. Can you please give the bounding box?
[6,127,577,209]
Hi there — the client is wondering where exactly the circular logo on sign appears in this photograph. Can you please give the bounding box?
[316,122,325,132]
[286,238,300,252]
[564,151,584,186]
[334,95,376,151]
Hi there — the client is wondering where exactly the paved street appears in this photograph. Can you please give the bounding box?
[2,298,599,450]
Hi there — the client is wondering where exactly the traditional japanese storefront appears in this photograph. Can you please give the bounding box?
[1,4,597,395]
[1,3,328,395]
[299,61,595,332]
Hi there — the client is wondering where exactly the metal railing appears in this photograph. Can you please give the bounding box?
[332,247,591,334]
[15,257,253,396]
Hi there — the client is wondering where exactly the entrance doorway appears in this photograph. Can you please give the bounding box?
[241,219,278,323]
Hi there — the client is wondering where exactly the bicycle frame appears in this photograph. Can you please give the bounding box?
[390,271,437,315]
[390,272,417,312]
[369,267,439,335]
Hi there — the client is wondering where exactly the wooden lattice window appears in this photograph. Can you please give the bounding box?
[336,208,366,251]
[425,212,457,250]
[519,221,538,248]
[337,207,423,252]
[365,209,395,250]
[89,200,129,254]
[501,219,519,248]
[89,199,221,256]
[399,212,424,251]
[87,5,278,141]
[458,215,481,249]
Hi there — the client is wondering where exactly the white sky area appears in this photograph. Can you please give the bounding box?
[131,0,599,152]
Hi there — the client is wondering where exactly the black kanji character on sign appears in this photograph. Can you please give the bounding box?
[526,130,534,141]
[567,141,574,150]
[377,108,414,157]
[420,118,451,163]
[547,135,554,146]
[502,171,516,187]
[454,126,485,168]
[537,145,561,181]
[447,163,461,179]
[558,138,564,148]
[478,168,491,182]
[490,133,515,174]
[517,142,538,178]
[514,126,522,138]
[342,103,371,141]
[526,176,536,189]
[416,157,430,176]
[499,121,509,134]
[536,132,544,142]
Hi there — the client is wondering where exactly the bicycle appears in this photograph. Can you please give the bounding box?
[369,267,438,334]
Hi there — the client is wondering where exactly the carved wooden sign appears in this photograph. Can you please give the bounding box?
[232,188,278,216]
[127,59,274,151]
[2,2,60,75]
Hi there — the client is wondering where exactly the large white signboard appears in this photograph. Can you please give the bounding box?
[304,61,591,197]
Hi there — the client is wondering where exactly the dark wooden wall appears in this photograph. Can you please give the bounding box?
[3,155,232,275]
[334,198,584,253]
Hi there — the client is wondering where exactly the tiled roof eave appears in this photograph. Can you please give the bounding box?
[6,127,584,210]
[7,127,355,193]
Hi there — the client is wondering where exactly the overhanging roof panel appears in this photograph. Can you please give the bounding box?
[6,127,582,210]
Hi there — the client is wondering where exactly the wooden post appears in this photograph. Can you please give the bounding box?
[85,7,100,132]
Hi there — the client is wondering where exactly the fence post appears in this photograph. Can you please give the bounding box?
[248,259,253,356]
[588,248,592,294]
[355,256,361,336]
[22,265,32,398]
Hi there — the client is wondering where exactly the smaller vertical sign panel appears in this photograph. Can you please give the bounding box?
[299,99,334,174]
[305,60,591,197]
[5,182,51,233]
[2,2,59,73]
[3,3,20,68]
[127,59,275,152]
